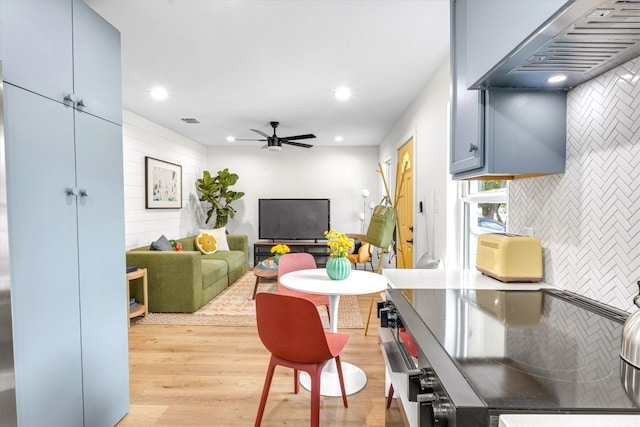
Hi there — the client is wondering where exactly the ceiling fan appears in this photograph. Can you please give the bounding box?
[235,121,315,151]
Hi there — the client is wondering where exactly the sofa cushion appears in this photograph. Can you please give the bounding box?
[150,234,174,251]
[203,250,246,273]
[200,259,228,290]
[200,227,229,251]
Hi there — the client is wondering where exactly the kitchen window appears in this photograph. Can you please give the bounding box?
[461,180,508,268]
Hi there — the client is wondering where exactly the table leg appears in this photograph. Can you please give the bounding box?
[299,294,368,396]
[252,276,260,300]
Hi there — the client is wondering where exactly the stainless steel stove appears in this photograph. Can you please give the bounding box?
[380,288,640,427]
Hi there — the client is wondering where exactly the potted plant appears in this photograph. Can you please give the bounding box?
[269,244,290,265]
[196,168,245,228]
[324,229,354,280]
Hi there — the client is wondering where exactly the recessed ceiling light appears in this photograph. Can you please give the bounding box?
[334,136,344,142]
[150,86,168,100]
[547,75,567,84]
[226,136,236,142]
[334,87,351,101]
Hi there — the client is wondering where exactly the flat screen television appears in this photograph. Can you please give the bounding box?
[259,198,330,241]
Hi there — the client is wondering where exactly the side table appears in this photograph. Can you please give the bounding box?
[126,268,148,327]
[252,258,278,299]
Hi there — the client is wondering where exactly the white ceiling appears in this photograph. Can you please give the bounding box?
[85,0,450,148]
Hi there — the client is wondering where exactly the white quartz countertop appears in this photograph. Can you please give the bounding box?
[499,414,640,427]
[382,268,557,291]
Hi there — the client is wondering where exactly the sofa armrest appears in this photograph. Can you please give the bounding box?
[126,250,203,312]
[227,234,248,261]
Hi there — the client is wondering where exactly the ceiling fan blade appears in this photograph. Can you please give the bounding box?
[234,138,267,142]
[251,128,271,138]
[281,133,316,141]
[282,140,313,148]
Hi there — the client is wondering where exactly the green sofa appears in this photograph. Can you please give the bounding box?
[126,234,248,313]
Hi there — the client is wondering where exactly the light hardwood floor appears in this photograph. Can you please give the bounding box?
[117,292,406,426]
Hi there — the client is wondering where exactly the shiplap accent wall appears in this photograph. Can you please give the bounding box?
[510,57,640,312]
[122,110,205,249]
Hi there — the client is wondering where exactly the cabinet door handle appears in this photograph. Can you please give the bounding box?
[79,189,89,198]
[63,94,75,106]
[76,99,86,108]
[468,143,479,152]
[406,239,414,244]
[66,187,78,196]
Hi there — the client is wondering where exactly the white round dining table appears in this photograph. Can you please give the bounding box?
[279,268,388,396]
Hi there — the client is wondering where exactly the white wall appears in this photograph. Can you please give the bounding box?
[378,59,452,267]
[204,145,380,263]
[122,110,206,249]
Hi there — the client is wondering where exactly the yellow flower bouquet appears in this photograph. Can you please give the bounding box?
[270,244,291,255]
[324,229,354,258]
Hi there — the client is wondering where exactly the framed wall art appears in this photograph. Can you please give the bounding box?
[145,156,182,209]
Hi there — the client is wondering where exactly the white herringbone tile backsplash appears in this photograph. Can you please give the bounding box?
[510,57,640,312]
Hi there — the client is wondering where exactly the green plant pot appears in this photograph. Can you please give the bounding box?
[274,254,281,265]
[326,256,351,280]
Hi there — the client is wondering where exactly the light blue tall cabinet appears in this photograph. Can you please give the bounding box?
[0,0,129,426]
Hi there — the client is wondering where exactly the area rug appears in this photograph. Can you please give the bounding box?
[132,271,365,328]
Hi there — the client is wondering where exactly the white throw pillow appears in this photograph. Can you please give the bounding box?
[200,227,229,251]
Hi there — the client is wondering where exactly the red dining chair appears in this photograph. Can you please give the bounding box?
[254,292,350,427]
[277,252,331,320]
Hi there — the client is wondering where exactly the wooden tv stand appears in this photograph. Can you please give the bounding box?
[253,241,330,267]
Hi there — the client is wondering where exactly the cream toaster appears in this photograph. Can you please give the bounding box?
[476,233,543,282]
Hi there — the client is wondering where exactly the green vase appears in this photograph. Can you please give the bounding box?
[274,254,281,265]
[326,256,351,280]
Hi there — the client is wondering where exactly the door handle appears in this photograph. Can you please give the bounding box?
[79,189,89,198]
[66,187,78,196]
[406,239,414,244]
[409,226,414,232]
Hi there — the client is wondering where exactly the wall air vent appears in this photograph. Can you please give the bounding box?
[179,117,200,124]
[472,0,640,89]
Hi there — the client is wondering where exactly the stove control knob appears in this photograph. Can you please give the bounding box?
[419,369,437,392]
[433,397,451,426]
[418,392,449,427]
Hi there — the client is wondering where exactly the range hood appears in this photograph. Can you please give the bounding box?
[471,0,640,89]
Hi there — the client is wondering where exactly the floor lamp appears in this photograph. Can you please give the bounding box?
[360,189,369,234]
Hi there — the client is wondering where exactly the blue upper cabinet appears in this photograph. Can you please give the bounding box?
[0,0,122,125]
[450,0,484,174]
[0,0,74,100]
[450,0,567,180]
[72,0,122,125]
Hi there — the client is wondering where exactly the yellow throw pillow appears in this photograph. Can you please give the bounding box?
[195,232,217,255]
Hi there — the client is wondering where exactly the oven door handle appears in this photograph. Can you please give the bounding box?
[380,331,423,401]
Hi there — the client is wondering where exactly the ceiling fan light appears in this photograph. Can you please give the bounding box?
[267,145,282,152]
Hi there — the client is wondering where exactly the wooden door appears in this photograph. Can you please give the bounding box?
[396,139,414,269]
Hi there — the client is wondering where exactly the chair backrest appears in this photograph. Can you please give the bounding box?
[256,292,333,363]
[356,241,371,263]
[277,252,317,281]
